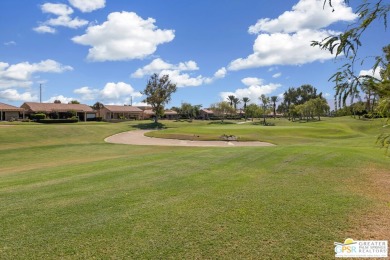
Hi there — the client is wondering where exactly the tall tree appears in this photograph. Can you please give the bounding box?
[282,87,298,120]
[69,100,80,104]
[92,102,104,117]
[242,97,250,109]
[232,97,241,110]
[270,96,279,119]
[142,73,177,123]
[227,95,235,107]
[309,97,330,121]
[259,94,270,125]
[244,104,261,121]
[242,97,250,120]
[210,101,235,123]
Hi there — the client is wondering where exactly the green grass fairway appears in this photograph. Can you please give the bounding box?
[0,117,389,259]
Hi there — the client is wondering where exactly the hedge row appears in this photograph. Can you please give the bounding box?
[38,119,79,124]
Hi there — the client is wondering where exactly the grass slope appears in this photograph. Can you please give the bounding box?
[0,118,388,259]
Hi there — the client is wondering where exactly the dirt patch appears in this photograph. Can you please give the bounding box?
[347,165,390,240]
[105,130,275,147]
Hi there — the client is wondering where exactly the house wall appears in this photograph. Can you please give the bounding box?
[100,108,141,120]
[3,111,20,120]
[200,111,213,119]
[164,114,178,120]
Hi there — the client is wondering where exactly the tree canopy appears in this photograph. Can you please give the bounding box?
[210,101,236,122]
[313,1,390,153]
[142,73,177,123]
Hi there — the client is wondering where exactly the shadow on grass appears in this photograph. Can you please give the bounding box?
[208,121,236,125]
[251,121,275,126]
[131,122,168,130]
[174,119,194,123]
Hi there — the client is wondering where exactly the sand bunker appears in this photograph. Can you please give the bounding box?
[105,130,274,147]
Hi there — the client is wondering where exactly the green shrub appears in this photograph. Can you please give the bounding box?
[31,113,46,120]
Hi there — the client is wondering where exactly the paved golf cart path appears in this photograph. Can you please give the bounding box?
[105,130,275,147]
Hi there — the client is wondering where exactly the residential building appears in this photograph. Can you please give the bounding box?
[0,102,25,121]
[100,105,143,120]
[200,108,214,120]
[21,102,96,121]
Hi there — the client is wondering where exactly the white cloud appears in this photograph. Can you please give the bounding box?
[74,86,100,100]
[3,41,16,46]
[160,69,205,88]
[131,101,148,107]
[220,77,281,104]
[359,68,382,80]
[45,95,75,103]
[100,82,142,100]
[131,58,198,78]
[228,0,357,71]
[241,77,264,86]
[72,12,175,61]
[132,58,226,87]
[34,3,88,34]
[68,0,105,13]
[0,60,73,89]
[0,89,37,102]
[228,29,335,70]
[42,3,73,16]
[33,25,56,34]
[272,72,282,78]
[213,67,227,79]
[46,15,88,29]
[248,0,356,34]
[73,83,143,104]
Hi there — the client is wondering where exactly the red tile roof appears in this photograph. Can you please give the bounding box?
[21,102,95,113]
[103,105,142,113]
[164,110,178,115]
[0,102,24,111]
[201,109,214,114]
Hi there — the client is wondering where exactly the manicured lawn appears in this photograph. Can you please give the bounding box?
[0,118,388,259]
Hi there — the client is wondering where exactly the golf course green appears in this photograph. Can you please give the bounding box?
[0,117,388,259]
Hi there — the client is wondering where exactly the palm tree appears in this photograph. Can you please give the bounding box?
[270,96,279,119]
[259,94,270,125]
[283,87,297,120]
[227,95,235,107]
[92,102,104,117]
[242,97,250,109]
[232,97,241,109]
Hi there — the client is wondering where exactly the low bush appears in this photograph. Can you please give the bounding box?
[38,119,78,124]
[31,113,46,120]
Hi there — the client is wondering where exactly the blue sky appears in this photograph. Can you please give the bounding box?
[0,0,387,109]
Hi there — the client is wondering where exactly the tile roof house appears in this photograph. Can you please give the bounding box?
[99,105,143,120]
[0,102,25,121]
[200,108,214,120]
[141,109,178,120]
[21,102,96,121]
[163,110,178,120]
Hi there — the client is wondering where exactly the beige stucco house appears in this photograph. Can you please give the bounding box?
[100,105,143,120]
[0,102,25,121]
[21,102,96,121]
